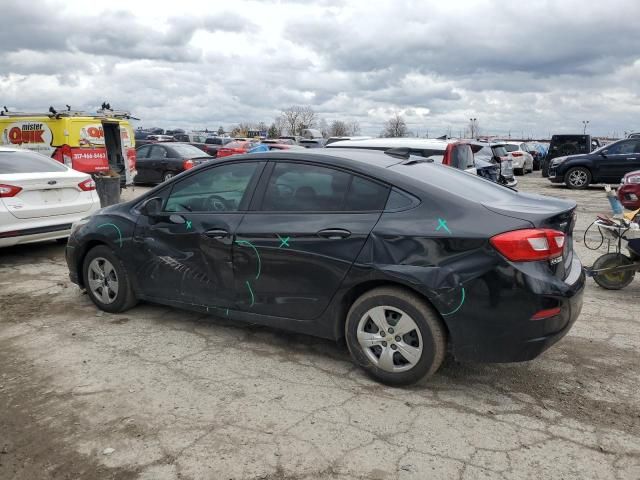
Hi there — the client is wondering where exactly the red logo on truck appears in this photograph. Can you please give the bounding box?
[8,124,46,144]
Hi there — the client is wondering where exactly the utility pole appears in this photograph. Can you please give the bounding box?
[582,120,589,134]
[469,118,477,138]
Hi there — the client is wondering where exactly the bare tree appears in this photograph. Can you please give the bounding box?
[279,105,317,136]
[381,114,408,137]
[348,120,361,136]
[318,118,330,138]
[231,122,251,137]
[329,120,349,137]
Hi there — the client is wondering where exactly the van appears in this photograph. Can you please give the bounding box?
[0,109,137,185]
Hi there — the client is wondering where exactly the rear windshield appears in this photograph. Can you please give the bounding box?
[0,150,67,173]
[492,146,508,157]
[504,144,518,152]
[170,144,208,157]
[391,162,516,203]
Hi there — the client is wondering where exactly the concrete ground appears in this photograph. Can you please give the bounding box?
[1,173,638,480]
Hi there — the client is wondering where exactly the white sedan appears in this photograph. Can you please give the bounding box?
[504,142,534,175]
[0,146,100,247]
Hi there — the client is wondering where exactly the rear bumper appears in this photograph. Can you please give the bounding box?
[0,223,72,247]
[450,254,585,363]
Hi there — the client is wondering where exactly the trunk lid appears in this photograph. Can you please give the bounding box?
[483,192,577,279]
[0,171,94,219]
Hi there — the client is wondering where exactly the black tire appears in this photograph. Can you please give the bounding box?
[163,171,175,182]
[514,168,524,176]
[592,253,635,290]
[82,245,137,313]
[345,286,446,386]
[565,167,591,189]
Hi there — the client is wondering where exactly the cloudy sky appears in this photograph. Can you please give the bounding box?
[1,0,638,138]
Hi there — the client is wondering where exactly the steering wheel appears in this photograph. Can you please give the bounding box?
[204,194,231,212]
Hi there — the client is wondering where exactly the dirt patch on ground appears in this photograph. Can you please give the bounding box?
[0,341,138,480]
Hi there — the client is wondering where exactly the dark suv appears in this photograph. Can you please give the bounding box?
[542,135,601,177]
[548,138,640,189]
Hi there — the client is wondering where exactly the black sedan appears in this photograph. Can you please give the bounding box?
[548,137,640,189]
[134,143,213,184]
[66,149,585,385]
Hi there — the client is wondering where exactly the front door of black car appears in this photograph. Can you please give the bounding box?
[233,161,389,320]
[598,140,640,182]
[147,145,170,183]
[132,161,264,309]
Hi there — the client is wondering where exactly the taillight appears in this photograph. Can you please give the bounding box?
[531,307,562,320]
[0,184,22,197]
[183,159,194,170]
[490,229,565,261]
[511,152,523,157]
[78,178,96,191]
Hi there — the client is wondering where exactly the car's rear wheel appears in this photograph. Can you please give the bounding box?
[592,253,635,290]
[163,171,175,182]
[565,167,591,189]
[345,287,446,386]
[83,245,137,313]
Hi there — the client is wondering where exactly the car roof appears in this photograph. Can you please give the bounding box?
[326,137,450,149]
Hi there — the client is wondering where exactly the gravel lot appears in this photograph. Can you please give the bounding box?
[1,173,638,480]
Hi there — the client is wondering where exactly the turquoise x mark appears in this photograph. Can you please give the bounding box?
[277,234,290,248]
[436,218,451,234]
[186,220,192,230]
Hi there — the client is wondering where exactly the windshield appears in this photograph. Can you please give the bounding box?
[0,150,68,173]
[504,144,518,152]
[492,146,508,157]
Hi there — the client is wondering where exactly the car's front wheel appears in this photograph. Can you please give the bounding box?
[345,287,446,386]
[565,167,591,189]
[82,245,137,313]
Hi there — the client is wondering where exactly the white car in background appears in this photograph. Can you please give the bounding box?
[0,147,100,247]
[504,142,534,175]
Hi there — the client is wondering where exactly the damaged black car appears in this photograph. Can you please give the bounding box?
[66,149,585,385]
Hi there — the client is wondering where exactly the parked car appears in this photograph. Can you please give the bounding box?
[618,170,640,210]
[65,149,585,385]
[326,137,495,181]
[548,138,640,189]
[300,139,326,148]
[628,133,640,139]
[525,143,544,171]
[325,136,373,146]
[201,137,233,157]
[468,141,518,188]
[216,140,260,158]
[173,133,208,143]
[134,143,212,184]
[0,147,100,247]
[263,143,306,151]
[504,143,534,175]
[542,135,601,177]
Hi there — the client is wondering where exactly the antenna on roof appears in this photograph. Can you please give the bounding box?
[66,104,71,111]
[49,106,57,115]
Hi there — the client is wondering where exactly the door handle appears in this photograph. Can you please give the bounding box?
[317,228,351,239]
[204,228,229,239]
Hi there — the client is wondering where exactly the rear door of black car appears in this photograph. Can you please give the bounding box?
[147,145,171,183]
[134,145,152,182]
[233,160,390,320]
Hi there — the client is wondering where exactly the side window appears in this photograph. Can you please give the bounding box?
[164,162,259,213]
[150,145,168,158]
[136,145,151,158]
[608,140,640,155]
[385,188,418,211]
[262,163,350,212]
[344,176,390,211]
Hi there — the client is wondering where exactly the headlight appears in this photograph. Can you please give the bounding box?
[70,217,91,237]
[625,174,640,184]
[551,156,567,166]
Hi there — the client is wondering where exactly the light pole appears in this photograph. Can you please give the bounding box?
[469,118,477,138]
[582,120,589,134]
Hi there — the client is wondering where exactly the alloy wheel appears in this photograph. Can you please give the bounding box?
[87,257,119,304]
[568,169,588,187]
[356,305,423,373]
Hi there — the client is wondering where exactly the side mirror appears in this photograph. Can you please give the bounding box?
[140,197,163,217]
[600,150,608,157]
